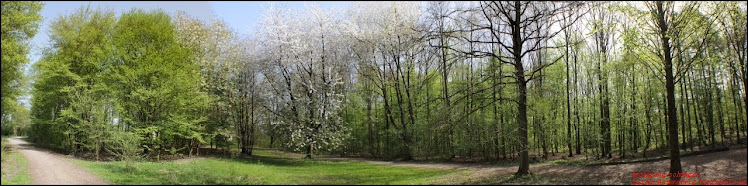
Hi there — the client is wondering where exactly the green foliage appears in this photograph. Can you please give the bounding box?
[58,82,113,158]
[1,101,31,136]
[172,12,251,155]
[1,1,42,134]
[105,129,143,169]
[29,7,209,159]
[29,6,116,154]
[109,9,209,156]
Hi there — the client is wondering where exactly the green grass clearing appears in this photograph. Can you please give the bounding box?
[73,150,471,184]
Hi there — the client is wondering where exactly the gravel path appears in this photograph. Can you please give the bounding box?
[6,137,109,185]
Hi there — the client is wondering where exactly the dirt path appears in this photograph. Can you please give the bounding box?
[6,137,109,185]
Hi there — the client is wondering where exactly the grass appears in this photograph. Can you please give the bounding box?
[249,150,280,157]
[73,150,470,185]
[1,137,33,185]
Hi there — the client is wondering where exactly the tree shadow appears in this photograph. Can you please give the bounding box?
[7,137,75,156]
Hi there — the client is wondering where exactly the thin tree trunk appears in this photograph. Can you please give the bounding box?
[514,1,529,175]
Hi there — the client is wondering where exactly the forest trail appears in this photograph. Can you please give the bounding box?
[6,137,109,185]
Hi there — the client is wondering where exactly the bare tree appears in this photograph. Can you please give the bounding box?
[443,1,585,176]
[638,1,715,182]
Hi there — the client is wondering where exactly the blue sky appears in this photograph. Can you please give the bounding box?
[27,1,351,70]
[20,1,350,107]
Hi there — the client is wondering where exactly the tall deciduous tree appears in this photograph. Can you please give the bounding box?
[30,6,116,155]
[589,3,616,159]
[110,9,209,156]
[639,1,713,181]
[1,1,42,130]
[715,2,747,138]
[456,1,584,176]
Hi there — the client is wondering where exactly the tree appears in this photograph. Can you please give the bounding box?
[260,3,350,159]
[1,99,31,136]
[1,1,42,128]
[715,2,747,139]
[561,8,575,158]
[58,83,111,160]
[234,38,264,156]
[589,3,617,159]
[173,11,258,155]
[424,1,459,159]
[29,6,117,155]
[109,9,209,157]
[455,1,584,176]
[639,1,714,181]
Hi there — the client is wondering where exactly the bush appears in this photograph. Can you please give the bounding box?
[105,130,143,168]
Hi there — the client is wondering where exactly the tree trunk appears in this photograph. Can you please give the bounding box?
[729,71,742,144]
[689,71,705,147]
[598,38,612,159]
[656,1,682,181]
[713,65,725,146]
[514,1,529,176]
[441,35,453,160]
[574,44,582,155]
[305,139,313,159]
[679,69,688,150]
[565,29,573,157]
[249,90,256,156]
[631,66,639,153]
[366,89,374,156]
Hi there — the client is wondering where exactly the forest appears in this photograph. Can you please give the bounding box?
[1,1,746,183]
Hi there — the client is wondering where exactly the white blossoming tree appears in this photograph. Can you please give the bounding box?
[259,3,350,159]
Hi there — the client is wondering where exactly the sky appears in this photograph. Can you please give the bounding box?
[28,1,351,65]
[20,1,351,107]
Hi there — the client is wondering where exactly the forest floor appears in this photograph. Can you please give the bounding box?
[259,147,748,184]
[467,147,746,184]
[4,137,109,185]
